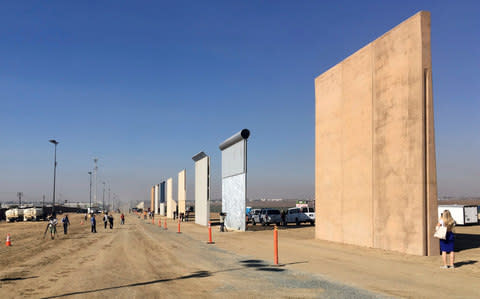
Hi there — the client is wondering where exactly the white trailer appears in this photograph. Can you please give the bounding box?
[438,205,478,225]
[5,208,25,222]
[23,207,44,221]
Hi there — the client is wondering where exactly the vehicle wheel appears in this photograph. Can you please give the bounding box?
[252,219,256,226]
[267,223,270,226]
[296,218,300,226]
[261,220,265,226]
[310,221,315,226]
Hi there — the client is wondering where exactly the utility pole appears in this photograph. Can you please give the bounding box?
[17,192,23,206]
[108,187,111,211]
[93,158,98,207]
[43,194,45,207]
[88,171,92,212]
[49,139,59,216]
[102,182,106,212]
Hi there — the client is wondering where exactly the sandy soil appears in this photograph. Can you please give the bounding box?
[0,213,479,298]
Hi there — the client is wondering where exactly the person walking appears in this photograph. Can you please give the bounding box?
[103,213,108,229]
[44,215,58,240]
[61,214,70,234]
[438,210,456,269]
[91,214,97,233]
[120,213,125,225]
[108,214,114,229]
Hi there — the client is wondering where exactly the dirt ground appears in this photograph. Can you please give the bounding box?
[0,213,479,298]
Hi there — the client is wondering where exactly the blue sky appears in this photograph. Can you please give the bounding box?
[1,1,479,205]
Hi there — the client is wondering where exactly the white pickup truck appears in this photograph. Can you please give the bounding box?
[286,207,315,225]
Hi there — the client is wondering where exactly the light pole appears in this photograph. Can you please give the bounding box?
[108,187,111,211]
[49,139,59,216]
[17,192,23,206]
[88,171,92,212]
[102,181,106,212]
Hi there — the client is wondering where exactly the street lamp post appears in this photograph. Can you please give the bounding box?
[88,171,92,212]
[49,139,59,216]
[102,182,106,212]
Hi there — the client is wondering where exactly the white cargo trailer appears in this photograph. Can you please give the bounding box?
[5,208,25,222]
[438,205,478,225]
[23,207,44,221]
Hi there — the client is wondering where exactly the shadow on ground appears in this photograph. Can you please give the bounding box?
[454,232,480,252]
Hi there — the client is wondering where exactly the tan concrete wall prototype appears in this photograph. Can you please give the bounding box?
[150,186,154,213]
[178,170,186,215]
[166,178,175,218]
[315,11,438,256]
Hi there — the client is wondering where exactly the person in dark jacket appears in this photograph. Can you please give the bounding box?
[61,214,70,234]
[91,214,97,233]
[108,214,114,229]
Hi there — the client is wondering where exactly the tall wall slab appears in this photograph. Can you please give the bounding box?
[166,178,175,218]
[159,181,166,216]
[220,129,250,231]
[178,170,186,215]
[315,11,438,256]
[193,152,210,226]
[150,186,154,213]
[154,184,159,214]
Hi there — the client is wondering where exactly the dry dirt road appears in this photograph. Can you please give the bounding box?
[1,213,479,298]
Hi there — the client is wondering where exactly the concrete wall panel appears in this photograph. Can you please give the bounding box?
[154,184,159,214]
[195,156,210,226]
[166,178,175,218]
[315,11,438,256]
[178,170,186,215]
[159,181,165,216]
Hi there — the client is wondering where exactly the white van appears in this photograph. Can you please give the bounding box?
[286,207,315,225]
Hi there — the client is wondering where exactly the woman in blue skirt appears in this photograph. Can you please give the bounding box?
[437,210,456,269]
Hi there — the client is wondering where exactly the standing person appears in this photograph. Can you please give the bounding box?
[61,214,70,234]
[44,215,58,240]
[438,210,456,269]
[281,210,287,227]
[219,212,225,232]
[103,213,108,229]
[108,214,114,229]
[120,213,125,225]
[91,214,97,233]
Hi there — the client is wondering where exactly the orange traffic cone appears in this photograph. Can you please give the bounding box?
[158,219,161,227]
[164,219,167,230]
[6,233,11,247]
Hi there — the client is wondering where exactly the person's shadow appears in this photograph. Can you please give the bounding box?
[453,260,477,268]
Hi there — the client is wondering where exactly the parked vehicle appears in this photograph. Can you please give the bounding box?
[23,207,44,221]
[438,205,478,225]
[6,208,24,222]
[260,208,282,226]
[249,209,262,225]
[286,207,315,225]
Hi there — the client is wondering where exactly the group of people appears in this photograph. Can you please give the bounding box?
[89,212,125,233]
[44,214,70,239]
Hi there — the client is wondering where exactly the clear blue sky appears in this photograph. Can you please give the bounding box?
[1,1,479,205]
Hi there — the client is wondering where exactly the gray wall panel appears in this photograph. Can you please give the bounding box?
[221,140,246,178]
